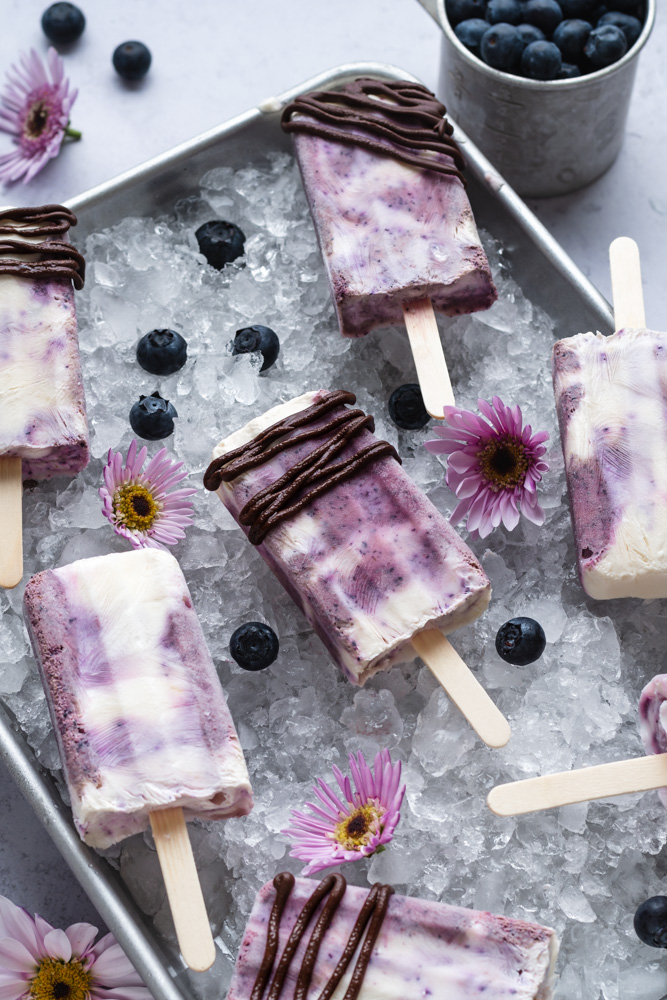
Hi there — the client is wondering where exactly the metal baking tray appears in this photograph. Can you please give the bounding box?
[0,62,614,1000]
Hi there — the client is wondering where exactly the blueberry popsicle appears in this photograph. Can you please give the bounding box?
[24,547,253,970]
[0,205,89,589]
[281,78,497,417]
[204,389,510,748]
[227,872,558,1000]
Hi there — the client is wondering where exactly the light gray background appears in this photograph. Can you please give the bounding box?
[0,0,664,934]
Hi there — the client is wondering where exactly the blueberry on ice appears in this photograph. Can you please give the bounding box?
[136,329,187,376]
[480,23,524,71]
[523,0,564,35]
[598,11,642,46]
[521,40,562,78]
[112,41,152,81]
[195,220,246,269]
[230,622,279,671]
[553,19,593,62]
[634,898,667,948]
[584,23,628,67]
[455,18,490,55]
[445,0,487,26]
[232,325,280,372]
[486,0,523,24]
[495,617,546,666]
[388,384,430,430]
[129,391,177,440]
[41,2,85,43]
[518,23,547,44]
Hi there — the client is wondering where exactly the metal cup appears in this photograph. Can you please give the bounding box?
[416,0,655,197]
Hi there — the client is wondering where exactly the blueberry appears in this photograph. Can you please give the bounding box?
[445,0,487,26]
[129,391,177,440]
[523,0,564,35]
[486,0,523,24]
[480,23,524,71]
[232,325,280,372]
[229,622,279,671]
[521,39,563,78]
[112,41,152,81]
[455,18,490,55]
[195,220,246,270]
[634,897,667,948]
[388,384,430,430]
[136,329,187,376]
[553,19,593,61]
[558,61,583,76]
[518,23,547,44]
[584,23,628,66]
[495,617,546,666]
[606,0,641,12]
[559,0,597,15]
[41,2,85,43]
[598,11,642,45]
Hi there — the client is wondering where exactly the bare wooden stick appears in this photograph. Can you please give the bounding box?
[150,807,216,972]
[487,754,667,817]
[402,298,455,418]
[412,629,511,748]
[0,458,23,590]
[609,237,646,331]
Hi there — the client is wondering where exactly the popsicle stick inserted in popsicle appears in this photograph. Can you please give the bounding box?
[0,458,23,589]
[402,298,455,418]
[487,754,667,817]
[412,629,511,749]
[150,807,217,972]
[609,236,646,331]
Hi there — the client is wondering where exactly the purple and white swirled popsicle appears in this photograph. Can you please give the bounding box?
[227,872,559,1000]
[24,547,253,849]
[639,674,667,810]
[552,328,667,600]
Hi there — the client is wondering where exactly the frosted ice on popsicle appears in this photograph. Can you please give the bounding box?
[204,390,490,685]
[227,872,559,1000]
[281,78,496,338]
[552,328,667,600]
[0,205,89,480]
[24,548,252,848]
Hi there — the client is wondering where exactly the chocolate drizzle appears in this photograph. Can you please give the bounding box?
[203,390,400,545]
[281,77,465,184]
[251,872,394,1000]
[0,204,85,288]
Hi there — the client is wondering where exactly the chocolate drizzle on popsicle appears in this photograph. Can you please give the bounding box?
[203,390,401,544]
[251,872,394,1000]
[0,204,85,288]
[281,78,466,184]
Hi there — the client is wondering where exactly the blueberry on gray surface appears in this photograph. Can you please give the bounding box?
[388,384,430,430]
[230,622,279,671]
[41,2,85,43]
[495,617,546,666]
[455,18,490,55]
[584,23,628,66]
[195,220,246,269]
[136,329,187,376]
[517,23,547,44]
[112,41,152,81]
[523,0,564,34]
[486,0,523,25]
[129,391,177,440]
[480,23,524,70]
[559,0,597,15]
[232,325,280,372]
[558,61,583,76]
[521,40,563,78]
[634,898,667,948]
[553,19,593,62]
[598,11,642,45]
[445,0,487,26]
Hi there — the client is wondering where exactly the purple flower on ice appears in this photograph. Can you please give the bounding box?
[0,48,80,184]
[100,439,197,550]
[284,749,405,877]
[0,893,150,1000]
[425,396,549,540]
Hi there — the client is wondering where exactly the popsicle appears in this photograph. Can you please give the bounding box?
[204,389,510,748]
[24,547,253,971]
[552,237,667,599]
[0,204,89,590]
[227,871,558,999]
[281,78,497,418]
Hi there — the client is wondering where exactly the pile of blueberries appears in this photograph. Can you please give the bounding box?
[445,0,645,80]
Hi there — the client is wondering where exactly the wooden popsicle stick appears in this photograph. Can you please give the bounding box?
[609,237,646,331]
[487,753,667,817]
[149,807,216,972]
[0,457,23,590]
[402,298,455,419]
[412,629,511,748]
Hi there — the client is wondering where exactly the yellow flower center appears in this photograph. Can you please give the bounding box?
[478,436,529,492]
[113,483,159,531]
[30,958,92,1000]
[25,100,50,138]
[333,804,384,851]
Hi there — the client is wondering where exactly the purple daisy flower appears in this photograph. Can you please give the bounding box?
[425,396,550,540]
[100,439,197,550]
[0,893,150,1000]
[0,48,80,185]
[284,749,405,877]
